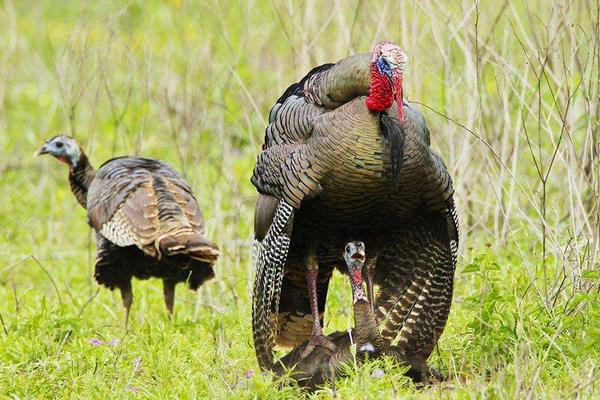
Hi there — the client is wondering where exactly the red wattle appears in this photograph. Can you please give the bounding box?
[392,71,404,121]
[352,269,362,285]
[365,64,394,113]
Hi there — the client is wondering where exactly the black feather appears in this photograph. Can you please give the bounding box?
[275,63,335,104]
[379,112,405,186]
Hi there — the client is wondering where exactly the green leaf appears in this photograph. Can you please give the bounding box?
[463,263,480,273]
[486,261,501,271]
[582,270,600,280]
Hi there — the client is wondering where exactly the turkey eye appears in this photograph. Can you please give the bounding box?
[345,245,351,253]
[56,142,64,148]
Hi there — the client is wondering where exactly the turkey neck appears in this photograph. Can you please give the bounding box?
[351,285,386,350]
[69,152,95,208]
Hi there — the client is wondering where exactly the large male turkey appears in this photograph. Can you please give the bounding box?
[251,41,459,380]
[36,135,219,321]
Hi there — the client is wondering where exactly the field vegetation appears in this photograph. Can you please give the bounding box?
[0,0,598,398]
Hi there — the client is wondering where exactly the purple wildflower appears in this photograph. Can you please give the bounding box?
[133,357,142,368]
[244,370,255,379]
[109,339,120,347]
[87,338,104,346]
[358,342,376,353]
[371,369,385,379]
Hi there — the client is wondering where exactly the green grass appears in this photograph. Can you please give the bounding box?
[1,0,599,398]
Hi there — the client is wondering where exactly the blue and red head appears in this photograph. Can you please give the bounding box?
[35,135,82,168]
[366,41,408,120]
[343,241,367,303]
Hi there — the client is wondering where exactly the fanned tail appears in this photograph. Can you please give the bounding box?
[252,201,294,370]
[379,112,405,187]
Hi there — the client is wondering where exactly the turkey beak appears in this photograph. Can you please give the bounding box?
[351,250,365,263]
[34,145,49,157]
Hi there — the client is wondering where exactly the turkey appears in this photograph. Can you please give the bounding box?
[271,241,381,388]
[251,41,459,380]
[272,242,441,388]
[36,135,219,321]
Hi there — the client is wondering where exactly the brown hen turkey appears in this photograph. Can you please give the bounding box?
[36,135,219,321]
[251,41,459,381]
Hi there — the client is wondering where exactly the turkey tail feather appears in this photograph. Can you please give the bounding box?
[158,231,219,262]
[252,201,294,370]
[380,112,405,186]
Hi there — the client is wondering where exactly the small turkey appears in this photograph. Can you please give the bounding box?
[36,135,219,321]
[272,242,443,388]
[251,41,459,381]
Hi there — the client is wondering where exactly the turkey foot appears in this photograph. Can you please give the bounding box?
[428,367,446,383]
[300,332,337,359]
[404,362,446,385]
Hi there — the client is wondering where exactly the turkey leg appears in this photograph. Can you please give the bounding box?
[364,238,380,314]
[119,281,133,327]
[364,257,377,314]
[301,264,336,359]
[163,279,176,316]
